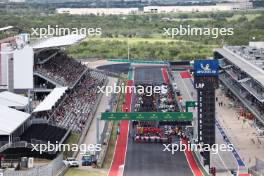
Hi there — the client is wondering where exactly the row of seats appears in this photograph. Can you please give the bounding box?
[50,70,106,133]
[34,53,87,87]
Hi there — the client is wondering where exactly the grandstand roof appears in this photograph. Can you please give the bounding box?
[215,47,264,86]
[0,91,28,108]
[32,35,86,49]
[0,105,31,135]
[33,87,68,112]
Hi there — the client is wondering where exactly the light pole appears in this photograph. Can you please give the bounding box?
[127,38,130,60]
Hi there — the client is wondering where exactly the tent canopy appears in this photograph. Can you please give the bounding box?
[0,91,28,108]
[33,87,68,112]
[0,105,31,135]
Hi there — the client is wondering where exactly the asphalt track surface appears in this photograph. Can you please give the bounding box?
[124,129,193,176]
[123,66,193,176]
[97,63,130,74]
[134,67,164,84]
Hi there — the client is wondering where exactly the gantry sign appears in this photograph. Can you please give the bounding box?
[102,112,193,121]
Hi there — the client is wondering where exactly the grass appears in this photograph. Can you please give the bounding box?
[65,169,107,176]
[85,37,217,47]
[68,35,218,60]
[102,121,118,169]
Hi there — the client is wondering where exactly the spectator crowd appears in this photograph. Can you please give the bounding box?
[49,71,106,133]
[35,53,87,87]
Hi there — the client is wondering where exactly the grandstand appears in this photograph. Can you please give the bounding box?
[34,52,87,87]
[214,42,264,129]
[0,32,108,163]
[45,70,106,132]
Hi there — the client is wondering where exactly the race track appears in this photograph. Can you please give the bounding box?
[123,66,193,176]
[134,67,164,84]
[124,126,193,176]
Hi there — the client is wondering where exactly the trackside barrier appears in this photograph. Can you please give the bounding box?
[97,121,113,168]
[108,59,168,64]
[192,150,210,176]
[97,79,121,168]
[2,154,64,176]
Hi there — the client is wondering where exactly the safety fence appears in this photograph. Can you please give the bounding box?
[97,78,121,167]
[91,68,123,78]
[1,154,64,176]
[98,90,118,145]
[108,59,168,64]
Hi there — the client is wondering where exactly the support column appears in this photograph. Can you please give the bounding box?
[96,117,100,144]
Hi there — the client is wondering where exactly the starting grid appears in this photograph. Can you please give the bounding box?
[101,112,193,121]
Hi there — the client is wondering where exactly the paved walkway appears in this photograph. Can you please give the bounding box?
[216,89,264,168]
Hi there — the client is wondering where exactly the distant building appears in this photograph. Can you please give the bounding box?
[143,2,252,13]
[56,8,139,16]
[9,0,25,2]
[143,5,233,13]
[229,0,253,10]
[56,2,253,16]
